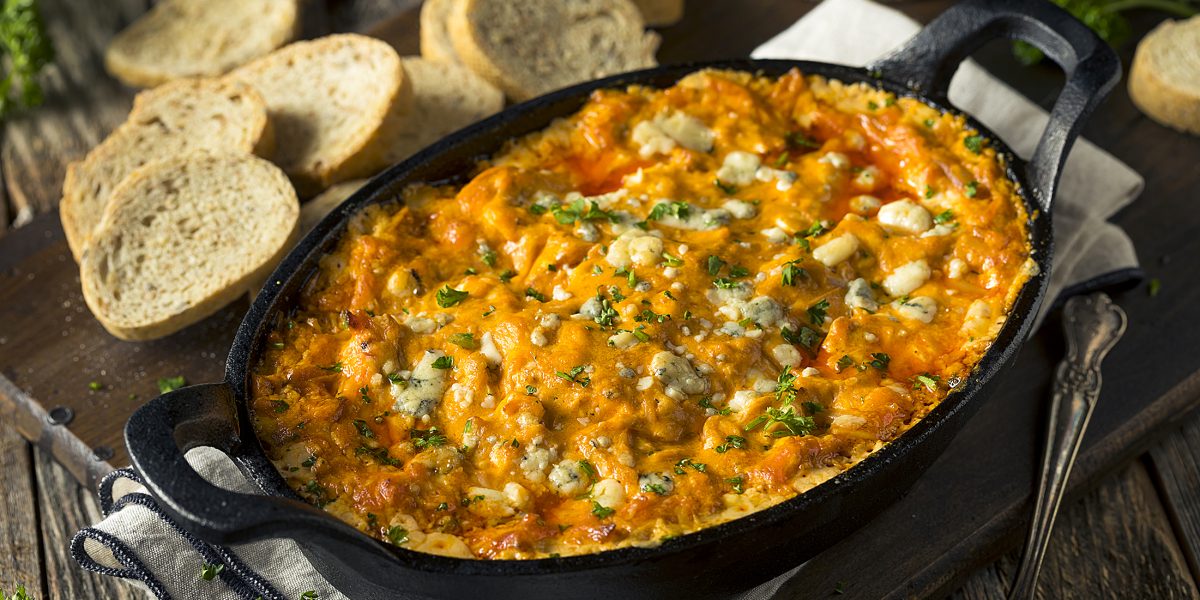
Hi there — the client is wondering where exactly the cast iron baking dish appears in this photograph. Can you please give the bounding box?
[125,1,1119,598]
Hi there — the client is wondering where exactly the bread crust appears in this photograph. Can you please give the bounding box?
[60,78,272,261]
[420,0,464,64]
[80,153,299,341]
[104,0,299,88]
[1129,17,1200,135]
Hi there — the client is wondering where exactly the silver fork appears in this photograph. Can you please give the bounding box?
[1008,292,1128,599]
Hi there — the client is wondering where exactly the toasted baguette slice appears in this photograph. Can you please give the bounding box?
[420,0,464,64]
[80,153,299,341]
[228,34,408,197]
[383,57,505,164]
[105,0,299,88]
[631,0,684,27]
[60,78,272,261]
[448,0,659,102]
[1129,15,1200,135]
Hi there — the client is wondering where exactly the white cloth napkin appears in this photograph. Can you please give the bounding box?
[72,1,1144,598]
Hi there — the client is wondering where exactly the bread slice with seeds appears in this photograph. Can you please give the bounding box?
[228,34,408,197]
[59,77,272,261]
[80,153,299,341]
[105,0,299,88]
[448,0,659,102]
[383,57,505,163]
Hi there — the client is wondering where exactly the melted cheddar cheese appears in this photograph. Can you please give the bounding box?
[250,69,1033,559]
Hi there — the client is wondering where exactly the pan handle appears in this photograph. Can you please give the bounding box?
[125,382,370,548]
[868,0,1120,210]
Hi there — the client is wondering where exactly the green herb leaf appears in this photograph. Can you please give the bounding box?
[0,0,53,119]
[913,373,940,392]
[714,178,737,195]
[525,287,547,302]
[436,285,469,308]
[964,134,984,154]
[556,365,592,388]
[319,362,343,373]
[807,299,829,326]
[726,475,745,494]
[449,332,479,349]
[431,355,454,370]
[591,501,615,519]
[200,562,224,581]
[157,375,186,394]
[647,201,691,221]
[867,352,890,371]
[715,435,747,453]
[387,526,409,545]
[934,210,955,225]
[782,261,807,286]
[706,255,727,276]
[411,427,447,449]
[965,180,979,198]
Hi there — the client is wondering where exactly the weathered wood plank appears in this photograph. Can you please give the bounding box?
[953,462,1199,600]
[0,0,148,223]
[32,447,142,600]
[1148,413,1200,582]
[0,428,43,599]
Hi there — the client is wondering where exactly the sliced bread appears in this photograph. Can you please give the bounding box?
[420,0,464,65]
[448,0,659,102]
[105,0,299,88]
[383,57,505,164]
[300,179,367,235]
[80,153,299,341]
[228,34,408,197]
[631,0,684,27]
[1129,15,1200,135]
[60,77,272,261]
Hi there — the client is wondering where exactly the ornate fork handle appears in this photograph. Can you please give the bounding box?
[1009,292,1128,599]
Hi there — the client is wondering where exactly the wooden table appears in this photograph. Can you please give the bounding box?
[3,1,1200,598]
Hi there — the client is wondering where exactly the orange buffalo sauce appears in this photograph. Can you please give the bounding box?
[250,69,1033,559]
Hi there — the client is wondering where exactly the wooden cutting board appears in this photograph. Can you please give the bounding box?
[2,1,1200,598]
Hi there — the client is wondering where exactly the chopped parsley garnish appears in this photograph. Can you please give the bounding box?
[674,458,707,475]
[635,308,670,324]
[387,526,409,545]
[556,365,592,388]
[200,562,224,581]
[699,395,732,416]
[807,299,829,326]
[302,455,317,468]
[647,200,690,221]
[923,118,935,128]
[498,269,516,283]
[746,406,817,438]
[706,255,726,276]
[867,100,879,111]
[801,221,828,238]
[924,185,935,199]
[782,261,807,286]
[525,287,547,302]
[934,210,955,225]
[593,293,620,328]
[781,325,820,351]
[483,305,497,317]
[88,381,103,391]
[591,501,615,519]
[662,252,684,267]
[803,401,824,414]
[272,399,290,413]
[436,285,469,308]
[642,482,669,495]
[353,419,375,439]
[726,476,745,494]
[302,591,319,600]
[786,131,820,149]
[525,385,538,396]
[318,362,343,373]
[775,365,799,405]
[714,178,737,195]
[359,386,372,404]
[431,355,454,370]
[729,265,751,278]
[481,249,497,267]
[632,326,651,342]
[867,352,890,371]
[774,151,790,167]
[551,198,619,225]
[964,134,984,154]
[579,459,598,482]
[412,427,447,449]
[528,204,548,215]
[715,435,747,453]
[965,180,979,198]
[387,372,405,384]
[157,375,186,393]
[913,373,940,392]
[712,278,741,290]
[836,355,856,372]
[448,332,479,349]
